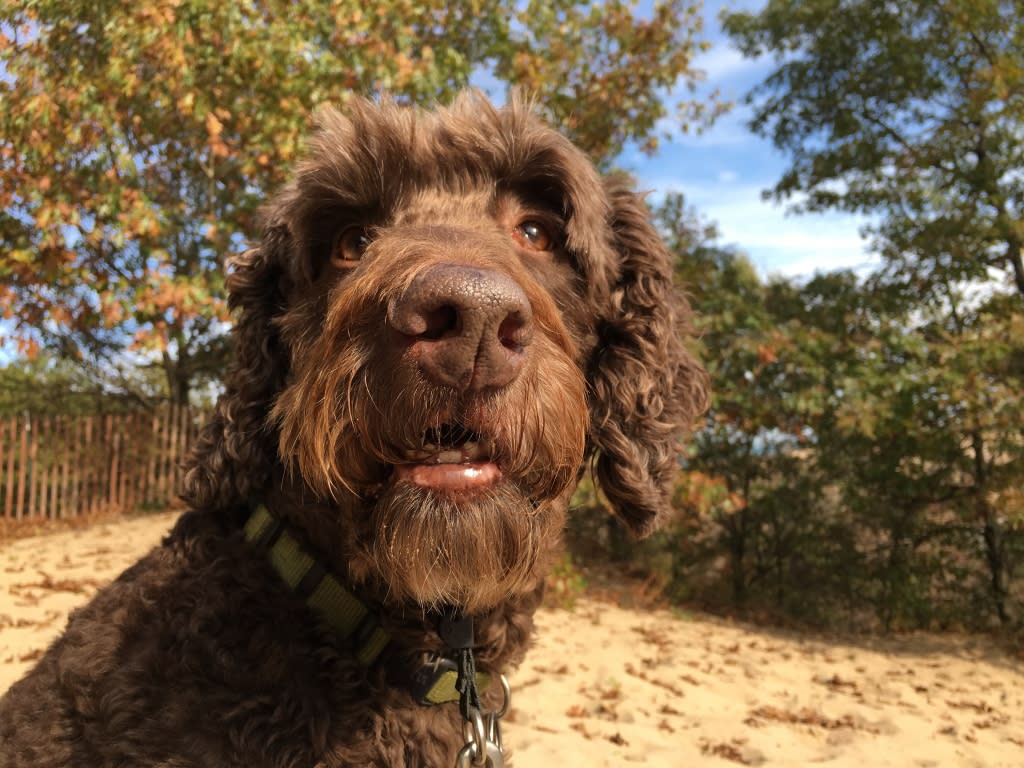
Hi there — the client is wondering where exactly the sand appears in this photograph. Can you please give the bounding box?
[2,513,1021,766]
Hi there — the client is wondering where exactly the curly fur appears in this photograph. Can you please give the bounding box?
[0,92,708,767]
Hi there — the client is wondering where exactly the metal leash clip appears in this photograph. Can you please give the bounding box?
[455,674,510,768]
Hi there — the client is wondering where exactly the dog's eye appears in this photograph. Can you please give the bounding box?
[512,220,554,252]
[331,226,371,266]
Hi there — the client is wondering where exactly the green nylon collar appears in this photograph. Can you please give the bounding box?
[242,504,488,705]
[243,503,390,666]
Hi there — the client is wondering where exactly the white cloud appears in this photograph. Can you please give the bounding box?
[646,179,879,279]
[622,0,882,281]
[693,44,763,85]
[664,104,762,147]
[767,252,882,280]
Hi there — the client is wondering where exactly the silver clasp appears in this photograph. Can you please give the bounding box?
[454,675,511,768]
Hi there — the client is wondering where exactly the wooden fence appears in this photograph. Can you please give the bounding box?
[0,405,205,519]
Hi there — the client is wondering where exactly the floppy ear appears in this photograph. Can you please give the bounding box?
[181,225,292,513]
[587,175,710,538]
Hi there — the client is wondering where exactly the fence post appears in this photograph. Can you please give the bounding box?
[46,415,58,519]
[0,417,7,518]
[15,415,27,518]
[84,415,95,515]
[146,409,159,506]
[159,405,171,503]
[118,413,130,514]
[0,406,210,520]
[67,417,79,520]
[106,414,118,513]
[27,414,39,517]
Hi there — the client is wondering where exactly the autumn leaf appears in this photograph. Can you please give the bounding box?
[1,0,719,404]
[757,344,777,364]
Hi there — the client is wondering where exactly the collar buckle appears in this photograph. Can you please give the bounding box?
[409,652,494,707]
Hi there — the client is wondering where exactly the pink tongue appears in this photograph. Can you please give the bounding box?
[393,462,502,491]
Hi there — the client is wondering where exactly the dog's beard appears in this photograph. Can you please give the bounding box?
[360,479,561,612]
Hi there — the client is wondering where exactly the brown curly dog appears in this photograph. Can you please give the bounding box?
[0,93,708,767]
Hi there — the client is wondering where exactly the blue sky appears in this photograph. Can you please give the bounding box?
[622,0,880,280]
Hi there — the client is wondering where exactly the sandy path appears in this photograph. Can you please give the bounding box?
[2,513,1021,766]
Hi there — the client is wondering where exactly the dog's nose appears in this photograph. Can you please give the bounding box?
[387,264,533,391]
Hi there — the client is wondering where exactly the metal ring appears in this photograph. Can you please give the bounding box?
[462,707,485,744]
[468,707,488,767]
[494,675,511,719]
[456,741,503,768]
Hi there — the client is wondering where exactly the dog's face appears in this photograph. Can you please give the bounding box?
[187,94,709,612]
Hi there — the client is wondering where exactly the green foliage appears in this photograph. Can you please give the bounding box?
[0,354,162,416]
[0,0,720,402]
[723,0,1024,301]
[570,193,1024,632]
[651,0,1024,632]
[544,552,589,610]
[500,0,725,162]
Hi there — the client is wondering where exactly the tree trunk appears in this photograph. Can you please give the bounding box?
[163,350,191,407]
[882,528,906,632]
[971,430,1010,625]
[726,508,748,607]
[606,515,632,562]
[1007,237,1024,302]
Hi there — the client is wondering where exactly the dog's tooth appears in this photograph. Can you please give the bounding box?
[402,439,491,464]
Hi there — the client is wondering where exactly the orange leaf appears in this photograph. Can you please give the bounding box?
[205,111,223,137]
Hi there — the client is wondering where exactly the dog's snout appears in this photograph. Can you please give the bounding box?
[388,264,534,391]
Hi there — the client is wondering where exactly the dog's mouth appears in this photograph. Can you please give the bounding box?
[391,423,502,492]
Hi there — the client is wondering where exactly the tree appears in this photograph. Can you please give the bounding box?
[723,0,1024,627]
[663,194,838,611]
[723,0,1024,301]
[557,191,1022,629]
[822,284,1024,627]
[663,187,1023,626]
[0,354,155,416]
[1,0,719,403]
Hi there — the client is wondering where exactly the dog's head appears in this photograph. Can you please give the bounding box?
[184,93,709,611]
